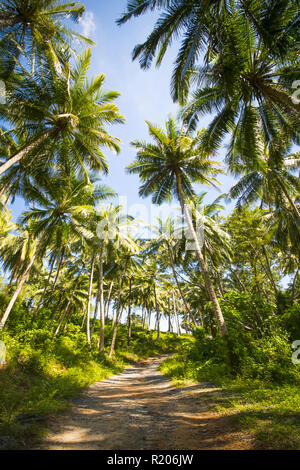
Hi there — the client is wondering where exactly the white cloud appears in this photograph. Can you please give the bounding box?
[80,11,96,38]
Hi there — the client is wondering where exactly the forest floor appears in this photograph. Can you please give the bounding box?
[34,356,255,450]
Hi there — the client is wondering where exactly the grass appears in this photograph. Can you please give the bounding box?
[0,323,182,449]
[159,354,300,449]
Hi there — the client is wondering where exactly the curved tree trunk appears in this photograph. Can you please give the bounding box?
[31,253,56,320]
[168,245,197,326]
[53,264,85,338]
[255,80,300,117]
[127,278,132,347]
[172,288,181,336]
[0,229,52,330]
[109,258,128,358]
[0,129,56,177]
[153,284,160,341]
[44,248,65,308]
[98,245,106,355]
[274,172,300,223]
[104,280,114,322]
[176,173,228,337]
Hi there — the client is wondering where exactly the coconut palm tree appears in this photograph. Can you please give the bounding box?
[118,1,299,108]
[0,48,125,178]
[0,175,107,330]
[0,0,91,76]
[93,203,138,355]
[227,132,300,223]
[127,117,228,336]
[148,216,196,325]
[108,235,140,358]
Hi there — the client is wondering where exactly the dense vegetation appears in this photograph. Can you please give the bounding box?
[0,0,299,450]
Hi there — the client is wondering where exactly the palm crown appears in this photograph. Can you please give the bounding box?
[127,118,223,205]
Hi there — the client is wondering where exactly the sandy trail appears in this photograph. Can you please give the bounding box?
[37,356,253,450]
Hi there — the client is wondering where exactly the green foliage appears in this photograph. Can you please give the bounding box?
[0,317,182,448]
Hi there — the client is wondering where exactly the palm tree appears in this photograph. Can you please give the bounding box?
[0,175,104,330]
[0,48,125,178]
[108,235,140,358]
[94,203,137,355]
[0,0,91,76]
[227,132,300,223]
[127,117,228,337]
[149,216,196,325]
[118,1,299,107]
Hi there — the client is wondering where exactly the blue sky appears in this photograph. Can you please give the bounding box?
[9,0,237,225]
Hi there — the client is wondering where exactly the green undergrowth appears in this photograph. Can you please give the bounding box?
[159,328,300,449]
[0,321,182,449]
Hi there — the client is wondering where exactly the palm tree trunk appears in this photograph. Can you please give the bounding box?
[44,248,65,308]
[127,278,132,347]
[32,253,56,319]
[148,309,151,331]
[176,173,228,337]
[255,79,300,117]
[98,245,106,355]
[262,246,278,295]
[0,129,56,177]
[168,297,172,332]
[0,17,19,28]
[153,284,160,341]
[292,268,299,302]
[104,280,113,321]
[228,266,246,292]
[172,288,181,336]
[273,172,300,223]
[91,290,100,338]
[86,253,96,346]
[53,264,85,338]
[168,245,197,326]
[0,173,14,199]
[0,230,50,330]
[49,292,63,328]
[109,259,128,358]
[63,306,74,333]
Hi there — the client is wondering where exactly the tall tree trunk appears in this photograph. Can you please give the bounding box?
[228,266,247,292]
[49,292,63,328]
[53,264,85,338]
[0,230,51,330]
[172,288,181,336]
[176,173,228,337]
[109,259,128,358]
[44,248,65,308]
[98,245,106,355]
[31,253,56,320]
[148,309,151,331]
[127,278,132,347]
[168,245,197,326]
[168,297,172,332]
[292,268,299,302]
[91,291,100,338]
[262,246,278,295]
[273,172,300,223]
[255,79,300,117]
[153,284,160,341]
[0,173,14,199]
[63,306,74,333]
[86,254,96,346]
[216,269,224,297]
[104,280,114,321]
[0,129,56,177]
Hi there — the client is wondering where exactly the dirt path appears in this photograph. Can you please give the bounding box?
[37,356,254,450]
